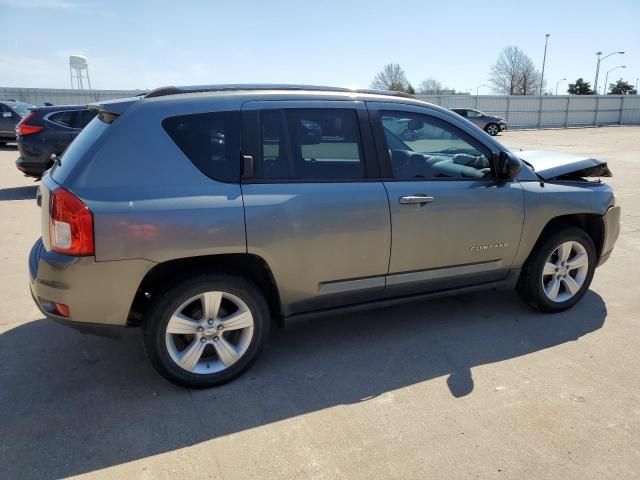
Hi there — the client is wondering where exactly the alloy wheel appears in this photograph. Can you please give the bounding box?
[486,124,499,135]
[165,291,254,374]
[541,241,589,303]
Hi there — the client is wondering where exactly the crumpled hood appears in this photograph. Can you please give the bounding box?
[515,150,612,180]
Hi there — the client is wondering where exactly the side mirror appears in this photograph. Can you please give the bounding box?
[497,151,523,179]
[2,112,12,118]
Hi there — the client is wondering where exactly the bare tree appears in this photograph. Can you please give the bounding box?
[418,78,443,95]
[489,46,544,95]
[371,63,412,92]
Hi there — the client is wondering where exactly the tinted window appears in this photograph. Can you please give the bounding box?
[381,111,492,179]
[49,111,75,128]
[80,109,98,128]
[257,109,365,180]
[466,110,483,118]
[260,110,292,179]
[162,111,241,183]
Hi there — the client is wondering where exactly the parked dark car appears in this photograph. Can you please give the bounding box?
[0,100,35,144]
[15,105,97,178]
[450,108,507,136]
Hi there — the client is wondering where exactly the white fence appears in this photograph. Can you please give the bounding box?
[2,87,639,130]
[0,87,144,106]
[417,94,640,129]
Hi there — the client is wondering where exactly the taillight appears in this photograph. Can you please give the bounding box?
[16,112,43,136]
[49,187,94,256]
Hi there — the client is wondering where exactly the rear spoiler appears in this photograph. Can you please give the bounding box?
[88,96,142,123]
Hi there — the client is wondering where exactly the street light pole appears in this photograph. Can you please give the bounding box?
[540,34,550,95]
[603,66,626,95]
[555,78,567,95]
[476,84,488,95]
[594,51,625,94]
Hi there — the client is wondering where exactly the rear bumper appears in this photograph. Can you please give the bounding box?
[597,205,621,267]
[29,238,156,326]
[16,156,49,177]
[16,140,52,177]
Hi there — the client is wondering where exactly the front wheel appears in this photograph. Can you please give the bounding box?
[484,123,500,136]
[517,227,596,313]
[143,273,271,388]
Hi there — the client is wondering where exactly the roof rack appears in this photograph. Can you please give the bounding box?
[144,84,416,99]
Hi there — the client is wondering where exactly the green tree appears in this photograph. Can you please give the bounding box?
[371,63,413,93]
[567,78,593,95]
[607,79,637,95]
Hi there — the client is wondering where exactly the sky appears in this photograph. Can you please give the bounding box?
[1,0,639,94]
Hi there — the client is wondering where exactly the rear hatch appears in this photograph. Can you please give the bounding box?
[41,97,139,251]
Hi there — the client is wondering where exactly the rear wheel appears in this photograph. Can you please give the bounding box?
[143,273,270,388]
[517,227,596,313]
[485,123,500,136]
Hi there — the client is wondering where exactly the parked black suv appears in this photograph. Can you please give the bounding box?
[16,105,97,178]
[0,100,34,144]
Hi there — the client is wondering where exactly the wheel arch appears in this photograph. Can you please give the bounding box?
[531,213,605,261]
[127,253,282,327]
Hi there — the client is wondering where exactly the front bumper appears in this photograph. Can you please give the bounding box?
[29,238,155,326]
[597,205,621,266]
[499,122,507,131]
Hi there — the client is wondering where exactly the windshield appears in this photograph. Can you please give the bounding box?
[8,103,34,117]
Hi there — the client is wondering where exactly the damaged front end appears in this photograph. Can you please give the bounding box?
[516,150,612,181]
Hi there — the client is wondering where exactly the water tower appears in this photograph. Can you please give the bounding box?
[69,55,91,90]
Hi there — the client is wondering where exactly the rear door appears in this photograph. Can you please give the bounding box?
[241,100,391,315]
[368,102,524,295]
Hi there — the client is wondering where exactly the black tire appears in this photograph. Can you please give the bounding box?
[517,226,596,313]
[484,123,500,136]
[143,273,271,388]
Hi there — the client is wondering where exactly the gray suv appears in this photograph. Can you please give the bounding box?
[28,85,620,388]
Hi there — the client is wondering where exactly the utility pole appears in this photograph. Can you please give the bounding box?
[540,34,550,95]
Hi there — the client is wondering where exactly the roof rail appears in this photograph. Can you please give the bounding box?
[144,84,416,99]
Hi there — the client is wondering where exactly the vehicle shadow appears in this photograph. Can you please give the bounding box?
[0,185,38,201]
[0,289,607,479]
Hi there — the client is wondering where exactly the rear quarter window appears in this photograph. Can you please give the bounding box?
[162,111,241,183]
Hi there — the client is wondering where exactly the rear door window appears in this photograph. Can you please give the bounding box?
[162,111,241,183]
[256,108,365,180]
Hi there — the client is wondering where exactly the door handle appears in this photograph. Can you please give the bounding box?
[399,195,434,205]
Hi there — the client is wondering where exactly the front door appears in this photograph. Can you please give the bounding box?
[369,104,525,295]
[241,101,391,315]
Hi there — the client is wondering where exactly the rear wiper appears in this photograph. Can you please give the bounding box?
[50,154,61,167]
